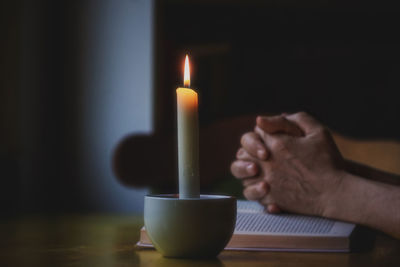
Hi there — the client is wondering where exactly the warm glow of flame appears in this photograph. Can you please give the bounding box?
[176,87,198,109]
[184,54,190,87]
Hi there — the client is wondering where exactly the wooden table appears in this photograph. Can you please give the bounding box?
[1,215,399,267]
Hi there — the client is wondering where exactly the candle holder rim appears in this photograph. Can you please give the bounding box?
[145,194,236,200]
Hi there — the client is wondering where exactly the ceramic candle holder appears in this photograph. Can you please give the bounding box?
[144,194,236,258]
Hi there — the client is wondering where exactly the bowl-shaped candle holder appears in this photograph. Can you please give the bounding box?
[144,194,236,258]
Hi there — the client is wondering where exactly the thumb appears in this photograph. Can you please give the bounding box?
[284,112,323,135]
[256,115,304,137]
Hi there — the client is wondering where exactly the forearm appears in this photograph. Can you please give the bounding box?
[323,171,400,239]
[344,159,400,186]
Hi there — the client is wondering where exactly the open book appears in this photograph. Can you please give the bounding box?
[137,200,358,252]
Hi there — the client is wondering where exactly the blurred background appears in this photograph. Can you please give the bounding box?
[1,0,399,216]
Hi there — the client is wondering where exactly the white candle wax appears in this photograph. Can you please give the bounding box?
[176,87,200,199]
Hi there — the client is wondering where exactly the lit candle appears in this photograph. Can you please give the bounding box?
[176,55,200,199]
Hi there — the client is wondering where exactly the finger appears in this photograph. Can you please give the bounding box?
[284,112,322,135]
[254,127,289,154]
[237,147,273,178]
[259,196,282,214]
[240,132,268,160]
[254,126,267,142]
[236,148,258,161]
[259,193,275,207]
[243,181,269,201]
[230,160,259,179]
[267,204,282,214]
[256,115,303,137]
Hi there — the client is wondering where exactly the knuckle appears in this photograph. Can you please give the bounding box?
[297,111,309,118]
[270,138,285,151]
[315,126,330,138]
[263,169,275,183]
[264,174,273,184]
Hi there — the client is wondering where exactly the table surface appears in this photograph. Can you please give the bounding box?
[1,215,399,267]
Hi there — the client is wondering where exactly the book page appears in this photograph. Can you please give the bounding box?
[237,200,266,213]
[236,200,354,236]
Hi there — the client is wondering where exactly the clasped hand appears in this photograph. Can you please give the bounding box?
[231,112,345,217]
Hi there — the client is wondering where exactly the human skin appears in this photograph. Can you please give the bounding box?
[231,112,400,238]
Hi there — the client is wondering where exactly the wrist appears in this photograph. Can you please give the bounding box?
[320,170,357,220]
[321,171,385,224]
[320,170,400,238]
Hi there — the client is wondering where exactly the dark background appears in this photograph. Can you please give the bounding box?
[1,0,399,216]
[154,1,400,139]
[1,0,87,215]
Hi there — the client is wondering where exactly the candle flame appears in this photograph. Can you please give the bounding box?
[184,54,190,87]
